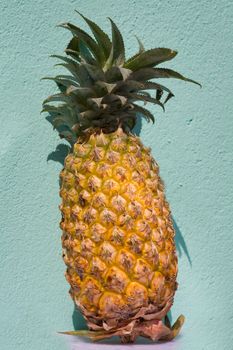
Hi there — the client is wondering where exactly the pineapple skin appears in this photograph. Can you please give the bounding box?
[60,128,178,333]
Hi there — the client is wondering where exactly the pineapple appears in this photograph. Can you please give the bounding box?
[42,12,200,343]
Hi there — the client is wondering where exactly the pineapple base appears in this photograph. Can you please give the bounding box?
[61,298,184,343]
[119,314,185,343]
[60,314,184,343]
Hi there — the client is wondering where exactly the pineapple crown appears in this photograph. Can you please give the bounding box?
[42,11,201,143]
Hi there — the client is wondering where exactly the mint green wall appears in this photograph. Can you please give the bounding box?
[1,1,232,349]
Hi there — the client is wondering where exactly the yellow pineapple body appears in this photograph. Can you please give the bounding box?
[60,128,178,339]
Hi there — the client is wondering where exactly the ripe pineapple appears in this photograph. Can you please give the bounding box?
[43,12,200,342]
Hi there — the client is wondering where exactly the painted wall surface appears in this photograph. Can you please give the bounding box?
[0,1,232,349]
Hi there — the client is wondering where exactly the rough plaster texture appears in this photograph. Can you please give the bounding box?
[0,1,233,349]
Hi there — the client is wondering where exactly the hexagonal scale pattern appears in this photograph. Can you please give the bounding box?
[60,129,178,328]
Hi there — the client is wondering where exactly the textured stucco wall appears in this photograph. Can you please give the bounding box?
[0,1,233,349]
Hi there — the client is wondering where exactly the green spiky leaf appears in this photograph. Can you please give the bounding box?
[54,63,82,81]
[59,22,105,65]
[124,48,177,70]
[114,80,173,96]
[42,75,79,88]
[124,37,145,68]
[130,67,201,86]
[148,68,202,86]
[43,93,72,105]
[109,18,125,64]
[104,18,125,69]
[139,81,173,95]
[132,104,155,123]
[42,104,69,114]
[83,63,105,81]
[76,11,112,59]
[51,116,73,129]
[65,36,93,64]
[135,35,145,53]
[65,37,81,61]
[127,93,165,110]
[50,54,80,65]
[114,80,145,93]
